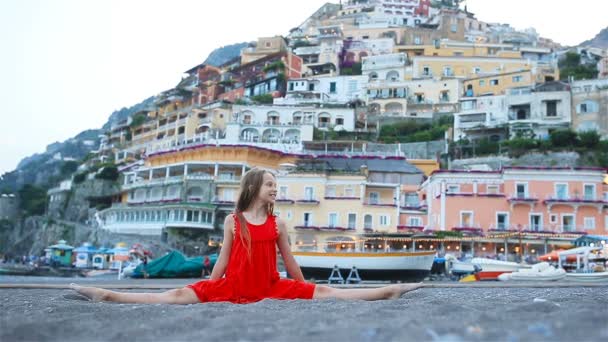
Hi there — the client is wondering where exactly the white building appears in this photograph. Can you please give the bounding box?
[454,83,572,141]
[232,104,356,133]
[362,53,408,82]
[275,75,367,106]
[341,0,432,28]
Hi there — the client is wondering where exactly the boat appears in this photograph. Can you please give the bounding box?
[470,258,531,281]
[292,251,436,282]
[558,246,608,282]
[498,262,566,281]
[444,255,530,281]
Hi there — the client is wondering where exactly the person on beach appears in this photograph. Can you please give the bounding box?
[71,168,422,304]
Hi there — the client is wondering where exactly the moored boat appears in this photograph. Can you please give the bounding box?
[498,262,566,281]
[292,251,436,282]
[470,258,531,281]
[565,271,608,282]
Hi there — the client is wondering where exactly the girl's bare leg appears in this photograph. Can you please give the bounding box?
[313,283,423,301]
[69,283,200,304]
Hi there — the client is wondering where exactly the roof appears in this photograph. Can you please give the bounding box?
[297,156,422,174]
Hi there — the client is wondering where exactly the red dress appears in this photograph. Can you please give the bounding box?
[187,214,316,304]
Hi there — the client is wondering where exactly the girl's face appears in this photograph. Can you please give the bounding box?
[256,172,277,204]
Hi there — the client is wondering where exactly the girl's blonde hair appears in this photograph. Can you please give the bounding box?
[234,168,275,259]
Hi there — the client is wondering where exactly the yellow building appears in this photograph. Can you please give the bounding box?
[275,156,424,252]
[463,70,534,97]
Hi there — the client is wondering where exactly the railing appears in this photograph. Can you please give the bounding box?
[487,224,589,234]
[363,201,397,207]
[543,195,605,204]
[507,193,539,201]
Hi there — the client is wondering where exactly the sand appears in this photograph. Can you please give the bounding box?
[1,280,607,342]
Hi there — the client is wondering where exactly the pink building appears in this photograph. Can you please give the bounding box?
[420,167,608,236]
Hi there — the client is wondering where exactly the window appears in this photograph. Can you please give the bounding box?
[369,192,379,204]
[329,82,337,93]
[422,66,430,76]
[408,217,422,226]
[516,183,527,198]
[583,184,595,200]
[490,79,499,86]
[473,67,481,74]
[335,118,344,125]
[279,186,288,199]
[450,24,457,32]
[379,215,390,226]
[222,188,234,202]
[414,36,421,45]
[530,214,542,231]
[550,214,558,224]
[289,82,294,91]
[447,185,460,194]
[460,211,473,227]
[605,215,608,230]
[345,186,354,197]
[555,183,568,200]
[304,187,314,200]
[328,213,338,228]
[364,214,373,229]
[496,213,509,230]
[562,215,575,232]
[308,83,315,91]
[326,186,336,197]
[583,217,595,230]
[545,100,557,117]
[487,185,499,194]
[303,213,312,226]
[479,80,486,86]
[348,213,356,229]
[512,75,522,82]
[443,66,453,77]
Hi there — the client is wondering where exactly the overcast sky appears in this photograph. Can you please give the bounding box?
[0,0,606,175]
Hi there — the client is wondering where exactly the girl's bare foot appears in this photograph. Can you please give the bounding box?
[386,282,424,299]
[69,283,110,302]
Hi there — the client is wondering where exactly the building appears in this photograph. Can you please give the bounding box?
[240,36,288,65]
[276,155,425,251]
[570,79,608,138]
[275,75,367,106]
[99,145,298,237]
[366,77,460,118]
[418,167,608,259]
[232,104,356,132]
[453,82,572,141]
[362,53,408,82]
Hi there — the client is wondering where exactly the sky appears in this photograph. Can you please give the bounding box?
[0,0,606,175]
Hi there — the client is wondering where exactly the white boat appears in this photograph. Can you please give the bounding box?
[292,251,436,282]
[445,256,530,280]
[498,262,566,281]
[558,246,608,282]
[470,258,531,281]
[565,271,608,282]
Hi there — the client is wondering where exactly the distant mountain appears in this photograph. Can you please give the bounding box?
[203,42,249,67]
[579,26,608,48]
[0,96,157,193]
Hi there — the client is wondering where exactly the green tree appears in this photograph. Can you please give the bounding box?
[549,129,578,148]
[95,165,119,181]
[559,52,598,81]
[577,130,600,149]
[17,184,48,216]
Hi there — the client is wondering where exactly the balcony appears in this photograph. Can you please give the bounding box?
[543,195,606,212]
[363,201,397,207]
[296,198,320,204]
[276,198,295,204]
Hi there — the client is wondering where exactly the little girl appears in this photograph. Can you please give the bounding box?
[71,168,422,304]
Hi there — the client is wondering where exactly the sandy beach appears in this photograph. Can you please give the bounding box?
[1,276,607,342]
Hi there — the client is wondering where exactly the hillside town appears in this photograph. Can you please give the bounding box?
[2,0,608,267]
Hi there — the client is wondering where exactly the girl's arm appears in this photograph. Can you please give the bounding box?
[209,215,234,280]
[276,217,306,281]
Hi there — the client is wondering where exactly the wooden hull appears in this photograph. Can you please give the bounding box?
[292,251,436,282]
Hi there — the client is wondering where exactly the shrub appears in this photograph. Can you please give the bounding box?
[73,172,87,184]
[251,94,274,104]
[577,131,600,149]
[95,165,119,181]
[549,129,578,148]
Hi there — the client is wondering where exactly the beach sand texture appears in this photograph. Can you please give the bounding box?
[1,286,607,341]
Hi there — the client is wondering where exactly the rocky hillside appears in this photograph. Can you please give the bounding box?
[203,42,249,66]
[579,26,608,48]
